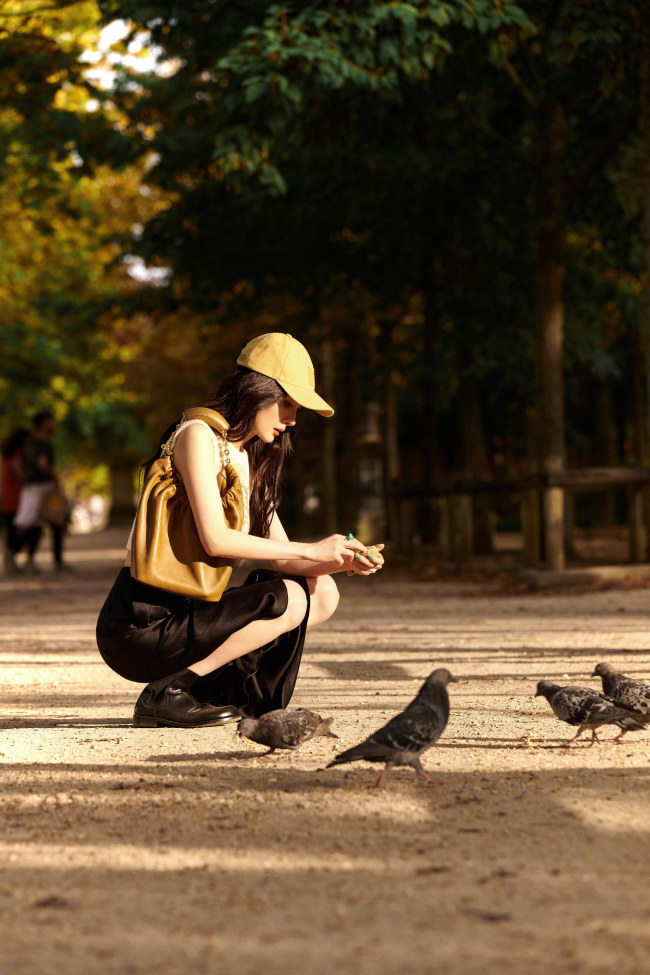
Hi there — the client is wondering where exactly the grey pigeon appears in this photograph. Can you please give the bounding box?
[327,668,456,788]
[592,662,650,721]
[237,708,337,757]
[534,680,647,745]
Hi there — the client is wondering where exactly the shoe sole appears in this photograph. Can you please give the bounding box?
[133,713,240,728]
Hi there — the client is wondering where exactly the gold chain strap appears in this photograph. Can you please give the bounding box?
[220,429,231,466]
[160,412,187,458]
[160,413,231,466]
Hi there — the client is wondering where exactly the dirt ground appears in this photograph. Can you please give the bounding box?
[2,527,650,975]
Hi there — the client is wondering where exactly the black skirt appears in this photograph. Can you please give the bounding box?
[96,567,310,717]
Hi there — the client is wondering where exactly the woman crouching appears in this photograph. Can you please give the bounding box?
[96,333,384,727]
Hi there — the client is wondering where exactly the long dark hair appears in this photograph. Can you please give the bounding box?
[142,367,292,538]
[2,427,30,458]
[208,367,292,538]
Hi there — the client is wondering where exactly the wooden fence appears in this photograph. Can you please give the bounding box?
[394,467,650,567]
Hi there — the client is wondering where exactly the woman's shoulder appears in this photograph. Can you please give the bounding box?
[172,419,221,466]
[174,418,214,442]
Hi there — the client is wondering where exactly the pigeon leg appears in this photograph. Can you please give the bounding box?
[375,766,390,789]
[587,727,601,747]
[414,759,437,785]
[565,725,587,746]
[605,731,625,744]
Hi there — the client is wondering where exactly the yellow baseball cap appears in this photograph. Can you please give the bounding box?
[237,333,334,417]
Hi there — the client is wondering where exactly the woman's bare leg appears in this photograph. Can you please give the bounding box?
[306,574,339,628]
[188,579,308,676]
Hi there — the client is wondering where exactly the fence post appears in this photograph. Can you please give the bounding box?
[543,485,565,570]
[522,488,541,566]
[439,497,450,560]
[564,492,576,560]
[399,497,415,556]
[629,485,646,562]
[449,494,474,565]
[459,494,474,563]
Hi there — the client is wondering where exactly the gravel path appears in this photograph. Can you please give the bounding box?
[2,528,650,974]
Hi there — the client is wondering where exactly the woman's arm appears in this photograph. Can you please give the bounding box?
[268,512,383,577]
[173,423,364,566]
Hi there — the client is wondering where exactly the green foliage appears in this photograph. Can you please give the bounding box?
[2,0,649,513]
[0,3,155,463]
[92,0,646,479]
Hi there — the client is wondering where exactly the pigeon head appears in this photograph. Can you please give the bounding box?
[591,662,618,678]
[535,680,559,699]
[425,668,457,687]
[237,717,258,738]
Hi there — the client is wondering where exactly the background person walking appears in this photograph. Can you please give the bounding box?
[1,427,30,574]
[13,411,71,573]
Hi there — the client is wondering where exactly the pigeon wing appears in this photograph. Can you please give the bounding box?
[579,695,644,728]
[368,703,447,754]
[269,710,311,747]
[552,687,606,726]
[611,678,650,716]
[329,703,446,767]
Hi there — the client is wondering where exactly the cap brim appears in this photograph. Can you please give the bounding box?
[279,381,334,417]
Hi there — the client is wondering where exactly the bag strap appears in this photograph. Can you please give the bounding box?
[183,407,229,434]
[160,407,232,465]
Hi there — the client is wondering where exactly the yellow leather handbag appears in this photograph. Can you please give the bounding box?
[130,407,245,601]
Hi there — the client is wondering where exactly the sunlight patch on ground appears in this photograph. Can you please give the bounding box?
[0,842,425,874]
[557,795,650,833]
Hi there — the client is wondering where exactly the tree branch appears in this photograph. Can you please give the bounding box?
[501,56,539,110]
[457,102,537,170]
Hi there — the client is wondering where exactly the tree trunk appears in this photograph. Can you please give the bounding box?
[536,99,567,570]
[458,370,494,554]
[383,371,401,548]
[593,381,615,526]
[634,342,647,465]
[319,338,338,534]
[448,231,493,555]
[642,20,650,558]
[421,315,441,544]
[338,328,362,534]
[644,20,650,465]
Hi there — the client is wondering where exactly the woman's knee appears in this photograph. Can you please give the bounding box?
[308,574,339,624]
[281,579,308,630]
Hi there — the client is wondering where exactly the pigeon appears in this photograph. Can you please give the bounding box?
[592,662,650,721]
[237,708,337,757]
[327,668,456,788]
[534,680,647,745]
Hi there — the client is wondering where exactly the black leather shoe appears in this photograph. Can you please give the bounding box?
[133,669,241,728]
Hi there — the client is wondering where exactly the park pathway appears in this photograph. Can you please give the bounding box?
[1,528,650,974]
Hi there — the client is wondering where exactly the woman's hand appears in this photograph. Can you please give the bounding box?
[347,542,385,576]
[304,534,365,567]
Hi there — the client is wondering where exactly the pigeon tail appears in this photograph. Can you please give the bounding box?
[615,713,648,732]
[316,717,338,739]
[327,742,393,768]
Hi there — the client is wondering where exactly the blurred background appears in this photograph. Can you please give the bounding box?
[1,0,649,570]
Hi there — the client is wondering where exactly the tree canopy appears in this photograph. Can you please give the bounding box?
[1,1,648,550]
